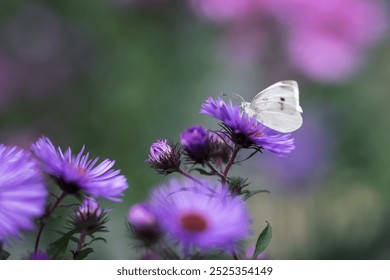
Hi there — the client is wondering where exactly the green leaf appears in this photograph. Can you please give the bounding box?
[73,248,94,260]
[53,230,67,235]
[242,189,270,200]
[88,225,108,236]
[69,236,79,243]
[228,177,249,189]
[84,237,107,247]
[91,237,107,244]
[47,228,79,259]
[253,222,272,260]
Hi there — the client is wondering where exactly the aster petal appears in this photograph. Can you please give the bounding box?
[31,136,129,202]
[0,145,47,241]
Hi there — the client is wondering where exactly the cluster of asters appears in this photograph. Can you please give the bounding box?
[127,96,295,259]
[0,96,295,260]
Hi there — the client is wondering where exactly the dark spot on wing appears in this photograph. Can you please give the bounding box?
[280,97,285,101]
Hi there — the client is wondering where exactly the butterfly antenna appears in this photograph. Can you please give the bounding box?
[220,93,245,102]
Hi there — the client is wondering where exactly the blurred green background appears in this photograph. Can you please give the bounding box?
[1,0,390,259]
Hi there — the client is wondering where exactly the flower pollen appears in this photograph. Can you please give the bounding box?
[180,212,208,233]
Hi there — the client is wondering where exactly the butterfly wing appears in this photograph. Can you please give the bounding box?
[251,80,302,112]
[250,103,303,133]
[248,80,303,133]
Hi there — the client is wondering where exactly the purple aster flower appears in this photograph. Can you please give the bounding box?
[0,145,47,241]
[201,97,295,155]
[128,203,162,243]
[180,126,210,163]
[149,178,251,251]
[146,139,181,174]
[31,136,128,202]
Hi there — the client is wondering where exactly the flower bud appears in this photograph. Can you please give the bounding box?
[180,126,210,163]
[74,198,107,231]
[146,139,181,174]
[128,203,162,243]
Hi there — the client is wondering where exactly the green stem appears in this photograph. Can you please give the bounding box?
[206,161,224,181]
[222,146,240,183]
[178,168,202,185]
[74,231,87,259]
[216,158,224,173]
[231,249,239,260]
[34,192,67,253]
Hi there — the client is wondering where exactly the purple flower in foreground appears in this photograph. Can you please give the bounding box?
[0,145,47,241]
[149,178,251,251]
[31,137,128,202]
[201,97,295,155]
[180,126,210,163]
[146,139,181,174]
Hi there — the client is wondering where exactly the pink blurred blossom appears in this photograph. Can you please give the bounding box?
[271,0,388,47]
[190,0,389,83]
[274,0,389,82]
[287,30,362,82]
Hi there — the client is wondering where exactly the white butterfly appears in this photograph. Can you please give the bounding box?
[240,80,303,133]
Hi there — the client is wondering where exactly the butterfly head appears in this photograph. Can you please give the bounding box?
[240,101,253,116]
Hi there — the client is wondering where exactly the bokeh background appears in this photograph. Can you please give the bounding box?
[2,0,390,259]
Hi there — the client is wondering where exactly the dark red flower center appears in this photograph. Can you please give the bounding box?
[180,213,208,233]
